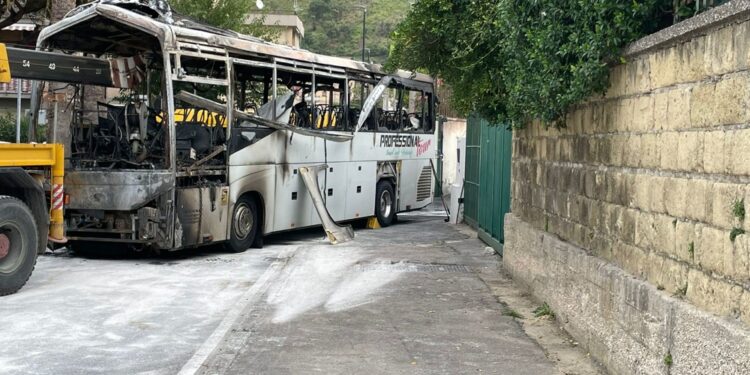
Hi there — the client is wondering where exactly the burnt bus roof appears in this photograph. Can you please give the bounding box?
[38,2,433,86]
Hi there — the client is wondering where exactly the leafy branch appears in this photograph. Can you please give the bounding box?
[386,0,674,127]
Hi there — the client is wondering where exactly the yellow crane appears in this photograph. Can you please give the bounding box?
[0,43,66,295]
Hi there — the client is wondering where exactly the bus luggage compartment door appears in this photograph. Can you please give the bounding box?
[398,159,433,211]
[175,186,229,247]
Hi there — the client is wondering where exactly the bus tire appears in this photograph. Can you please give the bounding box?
[227,195,259,253]
[0,196,39,296]
[375,180,396,227]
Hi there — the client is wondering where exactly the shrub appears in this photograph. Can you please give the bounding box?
[387,1,675,127]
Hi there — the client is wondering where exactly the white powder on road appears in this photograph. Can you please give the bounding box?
[266,246,404,323]
[0,249,279,375]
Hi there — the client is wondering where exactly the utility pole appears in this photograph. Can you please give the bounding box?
[361,7,367,63]
[355,3,368,106]
[15,80,21,143]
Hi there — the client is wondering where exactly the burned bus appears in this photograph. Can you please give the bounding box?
[34,0,436,252]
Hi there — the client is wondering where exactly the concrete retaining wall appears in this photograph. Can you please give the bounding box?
[504,215,750,374]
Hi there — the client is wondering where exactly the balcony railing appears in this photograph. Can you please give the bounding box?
[674,0,731,23]
[0,79,31,96]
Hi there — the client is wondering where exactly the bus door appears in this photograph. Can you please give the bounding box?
[169,46,232,248]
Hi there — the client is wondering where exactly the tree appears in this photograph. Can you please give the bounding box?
[386,0,674,127]
[0,0,46,30]
[303,0,359,59]
[261,0,411,64]
[170,0,277,39]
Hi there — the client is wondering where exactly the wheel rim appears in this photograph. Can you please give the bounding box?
[0,223,23,274]
[233,203,254,240]
[379,189,393,219]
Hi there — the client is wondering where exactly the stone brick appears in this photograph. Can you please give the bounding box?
[604,172,631,207]
[595,137,610,165]
[634,209,654,247]
[632,95,654,132]
[632,58,652,94]
[567,109,583,134]
[725,128,750,176]
[639,133,660,169]
[706,24,737,76]
[653,213,677,258]
[536,137,546,159]
[695,225,729,274]
[690,82,714,128]
[631,174,650,211]
[607,65,627,99]
[663,177,690,218]
[658,132,679,170]
[674,221,698,263]
[708,182,743,230]
[649,254,689,294]
[586,103,602,135]
[652,90,669,131]
[584,137,599,165]
[623,98,638,132]
[676,131,704,172]
[609,202,628,239]
[741,291,750,326]
[667,88,691,130]
[620,208,638,246]
[735,21,750,71]
[728,235,750,282]
[649,47,678,89]
[675,34,708,84]
[649,176,667,214]
[624,59,642,96]
[684,179,708,222]
[613,241,649,279]
[703,130,727,174]
[609,134,626,167]
[687,269,743,318]
[643,250,665,289]
[692,75,750,128]
[623,135,642,168]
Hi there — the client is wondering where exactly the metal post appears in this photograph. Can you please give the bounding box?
[312,68,316,128]
[361,8,367,63]
[358,6,367,111]
[272,61,277,121]
[52,100,58,144]
[15,80,22,143]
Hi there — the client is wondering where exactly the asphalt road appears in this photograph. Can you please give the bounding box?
[0,240,298,374]
[192,212,557,375]
[0,210,558,375]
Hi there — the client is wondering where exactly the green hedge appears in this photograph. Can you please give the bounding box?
[386,1,677,127]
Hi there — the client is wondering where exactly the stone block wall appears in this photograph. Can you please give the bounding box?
[504,2,750,373]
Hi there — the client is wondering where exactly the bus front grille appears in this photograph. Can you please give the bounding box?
[417,166,432,201]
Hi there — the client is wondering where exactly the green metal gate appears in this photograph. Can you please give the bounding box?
[463,115,512,253]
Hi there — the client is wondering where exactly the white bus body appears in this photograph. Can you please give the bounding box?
[36,1,437,251]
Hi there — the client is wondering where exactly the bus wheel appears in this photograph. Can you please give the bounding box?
[227,195,259,253]
[0,196,39,296]
[375,180,396,227]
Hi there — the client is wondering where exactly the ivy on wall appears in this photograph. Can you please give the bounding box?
[386,0,675,127]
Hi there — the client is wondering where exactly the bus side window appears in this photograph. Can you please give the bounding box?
[379,86,401,133]
[404,88,427,133]
[348,80,375,132]
[422,93,435,133]
[312,80,345,131]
